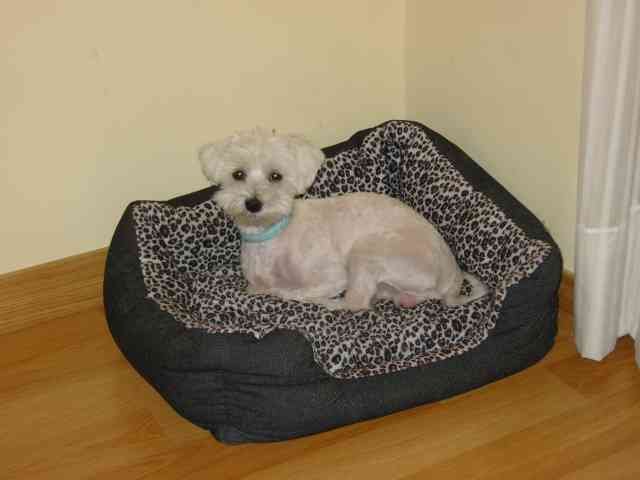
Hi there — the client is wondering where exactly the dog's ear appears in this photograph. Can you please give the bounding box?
[284,134,325,195]
[198,139,229,184]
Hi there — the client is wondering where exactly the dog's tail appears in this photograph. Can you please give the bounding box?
[444,272,489,306]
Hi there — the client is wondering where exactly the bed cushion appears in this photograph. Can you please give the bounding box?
[104,120,562,443]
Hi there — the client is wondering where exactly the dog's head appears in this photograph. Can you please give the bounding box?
[199,127,325,229]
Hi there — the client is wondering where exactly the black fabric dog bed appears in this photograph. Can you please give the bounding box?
[104,120,562,443]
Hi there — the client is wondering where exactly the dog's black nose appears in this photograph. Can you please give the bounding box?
[245,197,263,213]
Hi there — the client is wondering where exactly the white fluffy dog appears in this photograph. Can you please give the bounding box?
[199,128,488,311]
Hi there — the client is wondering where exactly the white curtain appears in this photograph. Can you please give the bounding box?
[575,0,640,367]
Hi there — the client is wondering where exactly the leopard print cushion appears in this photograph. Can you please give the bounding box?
[133,121,550,379]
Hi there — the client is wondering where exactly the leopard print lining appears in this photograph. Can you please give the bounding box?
[133,121,550,379]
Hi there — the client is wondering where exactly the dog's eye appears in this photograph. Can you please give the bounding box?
[232,170,246,181]
[269,171,283,183]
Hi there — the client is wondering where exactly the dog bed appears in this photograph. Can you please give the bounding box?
[104,120,562,443]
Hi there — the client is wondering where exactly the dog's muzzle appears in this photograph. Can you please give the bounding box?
[245,197,263,213]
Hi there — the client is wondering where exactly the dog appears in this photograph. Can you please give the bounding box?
[198,127,488,311]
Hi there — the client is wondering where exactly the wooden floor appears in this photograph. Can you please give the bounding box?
[1,253,640,479]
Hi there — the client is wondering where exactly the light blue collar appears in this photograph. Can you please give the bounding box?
[241,216,290,243]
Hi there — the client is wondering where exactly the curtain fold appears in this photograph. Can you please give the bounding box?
[575,0,640,366]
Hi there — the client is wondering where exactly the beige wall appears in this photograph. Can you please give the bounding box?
[406,0,585,271]
[2,1,584,275]
[1,1,406,274]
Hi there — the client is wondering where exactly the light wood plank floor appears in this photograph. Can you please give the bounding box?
[1,253,639,479]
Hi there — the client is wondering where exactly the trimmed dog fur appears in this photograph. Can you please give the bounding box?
[199,128,488,311]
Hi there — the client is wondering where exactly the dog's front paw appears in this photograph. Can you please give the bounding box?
[304,297,358,312]
[341,300,372,312]
[318,298,348,311]
[246,285,269,296]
